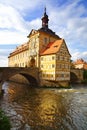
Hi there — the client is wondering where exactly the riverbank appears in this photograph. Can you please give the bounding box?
[0,87,11,130]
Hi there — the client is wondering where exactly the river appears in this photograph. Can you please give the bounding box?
[0,81,87,130]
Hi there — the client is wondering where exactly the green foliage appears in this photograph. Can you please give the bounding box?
[83,70,87,79]
[0,109,11,130]
[82,79,87,84]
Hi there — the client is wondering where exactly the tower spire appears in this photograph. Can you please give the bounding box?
[44,6,46,15]
[41,7,49,28]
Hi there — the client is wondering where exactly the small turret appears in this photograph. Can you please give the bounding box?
[41,7,49,28]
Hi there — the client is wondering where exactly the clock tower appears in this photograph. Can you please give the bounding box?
[41,7,49,28]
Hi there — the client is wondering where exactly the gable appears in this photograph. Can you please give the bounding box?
[27,29,38,37]
[58,40,71,57]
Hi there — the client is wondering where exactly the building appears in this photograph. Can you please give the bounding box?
[8,43,29,67]
[73,59,87,70]
[8,8,71,86]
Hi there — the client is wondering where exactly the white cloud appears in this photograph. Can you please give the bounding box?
[0,48,13,56]
[0,48,14,67]
[0,56,8,67]
[0,0,87,66]
[27,18,41,30]
[49,1,87,46]
[0,30,28,45]
[0,3,28,32]
[71,51,87,61]
[0,3,41,45]
[48,1,87,62]
[0,0,48,13]
[0,3,29,45]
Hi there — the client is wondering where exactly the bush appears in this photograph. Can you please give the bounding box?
[0,109,11,130]
[82,79,87,84]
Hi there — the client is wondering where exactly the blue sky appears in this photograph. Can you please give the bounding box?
[0,0,87,66]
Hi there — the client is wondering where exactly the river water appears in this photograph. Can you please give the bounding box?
[0,82,87,130]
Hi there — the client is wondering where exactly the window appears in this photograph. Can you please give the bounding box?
[18,55,19,59]
[52,64,55,68]
[61,74,64,77]
[22,63,24,67]
[60,56,62,60]
[62,57,64,60]
[68,65,70,69]
[52,56,55,60]
[62,64,64,68]
[41,57,43,61]
[44,38,47,44]
[66,74,69,77]
[57,56,60,60]
[41,65,43,68]
[43,74,45,77]
[56,74,59,77]
[65,52,66,55]
[62,45,64,48]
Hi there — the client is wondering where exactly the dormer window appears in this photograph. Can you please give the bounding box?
[54,45,58,48]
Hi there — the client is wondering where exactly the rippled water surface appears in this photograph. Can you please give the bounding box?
[0,82,87,130]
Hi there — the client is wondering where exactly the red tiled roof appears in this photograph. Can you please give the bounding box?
[74,59,87,69]
[40,39,63,55]
[74,59,86,65]
[84,64,87,69]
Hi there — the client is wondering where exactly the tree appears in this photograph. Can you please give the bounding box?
[83,70,87,79]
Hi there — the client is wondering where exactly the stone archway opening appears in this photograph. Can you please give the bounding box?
[70,72,78,83]
[9,74,29,85]
[29,57,35,67]
[7,73,38,87]
[20,73,38,87]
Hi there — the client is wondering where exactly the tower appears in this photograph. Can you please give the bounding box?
[41,7,49,28]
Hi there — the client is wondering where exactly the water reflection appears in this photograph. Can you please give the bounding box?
[0,82,87,130]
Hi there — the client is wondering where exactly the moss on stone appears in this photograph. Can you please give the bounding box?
[0,109,11,130]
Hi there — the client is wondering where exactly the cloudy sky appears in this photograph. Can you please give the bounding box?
[0,0,87,66]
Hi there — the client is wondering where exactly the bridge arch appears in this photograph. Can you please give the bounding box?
[70,69,83,83]
[7,73,39,87]
[70,72,78,83]
[0,67,39,87]
[20,73,38,86]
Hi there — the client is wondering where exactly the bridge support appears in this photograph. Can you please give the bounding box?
[70,69,84,83]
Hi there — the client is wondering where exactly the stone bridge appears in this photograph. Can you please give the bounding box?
[70,69,84,83]
[0,67,40,86]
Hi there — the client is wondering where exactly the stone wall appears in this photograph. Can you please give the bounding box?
[70,69,83,83]
[40,79,69,87]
